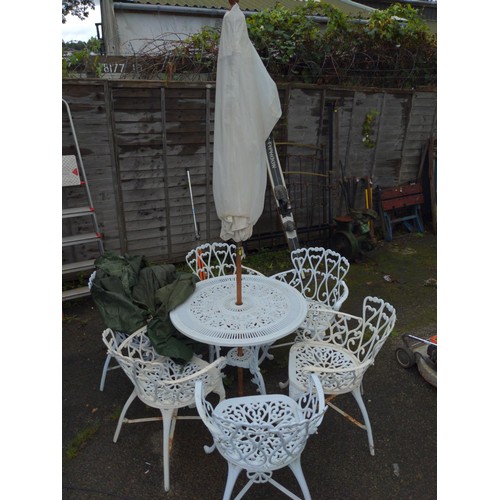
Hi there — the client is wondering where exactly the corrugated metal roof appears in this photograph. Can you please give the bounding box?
[120,0,374,17]
[122,0,295,10]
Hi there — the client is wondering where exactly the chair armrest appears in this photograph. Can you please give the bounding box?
[194,379,223,437]
[306,306,361,323]
[297,373,326,427]
[334,280,349,310]
[270,269,296,281]
[241,265,265,276]
[301,359,373,375]
[162,356,226,385]
[303,306,363,338]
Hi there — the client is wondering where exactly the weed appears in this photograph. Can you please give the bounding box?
[223,373,234,387]
[62,314,89,326]
[110,406,122,422]
[65,423,100,460]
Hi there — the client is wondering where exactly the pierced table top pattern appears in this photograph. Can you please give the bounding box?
[170,275,308,347]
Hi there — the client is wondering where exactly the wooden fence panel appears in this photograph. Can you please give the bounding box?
[62,80,436,270]
[62,83,122,268]
[371,92,411,188]
[400,92,437,184]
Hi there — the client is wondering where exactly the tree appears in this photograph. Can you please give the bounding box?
[62,0,95,24]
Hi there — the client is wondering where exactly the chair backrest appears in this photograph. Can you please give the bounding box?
[185,242,263,280]
[291,247,350,282]
[361,296,397,360]
[272,247,350,310]
[195,374,325,470]
[102,327,225,409]
[324,296,396,363]
[186,242,237,279]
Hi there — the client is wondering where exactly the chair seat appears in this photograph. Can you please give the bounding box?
[290,342,361,396]
[137,356,219,410]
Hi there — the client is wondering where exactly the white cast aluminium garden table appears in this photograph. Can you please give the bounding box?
[170,274,308,394]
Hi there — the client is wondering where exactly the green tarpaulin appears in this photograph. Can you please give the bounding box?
[90,252,201,362]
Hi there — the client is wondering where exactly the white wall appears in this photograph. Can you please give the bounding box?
[115,11,222,55]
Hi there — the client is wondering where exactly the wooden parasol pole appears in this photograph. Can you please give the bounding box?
[235,241,244,395]
[236,241,243,305]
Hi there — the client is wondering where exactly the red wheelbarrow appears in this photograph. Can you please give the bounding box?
[395,334,437,387]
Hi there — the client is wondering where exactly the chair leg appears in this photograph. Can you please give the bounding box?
[351,387,375,456]
[213,379,226,403]
[279,379,290,390]
[113,390,137,443]
[287,379,303,401]
[160,408,175,492]
[209,345,221,363]
[288,457,312,500]
[223,462,243,500]
[100,354,113,391]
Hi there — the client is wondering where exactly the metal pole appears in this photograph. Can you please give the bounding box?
[187,170,200,240]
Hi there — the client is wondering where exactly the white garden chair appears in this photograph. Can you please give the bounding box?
[269,246,350,351]
[287,296,396,456]
[102,326,226,492]
[195,373,326,500]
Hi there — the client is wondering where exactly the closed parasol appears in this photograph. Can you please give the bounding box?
[213,0,282,304]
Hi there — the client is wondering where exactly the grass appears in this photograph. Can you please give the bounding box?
[244,247,292,276]
[342,232,437,332]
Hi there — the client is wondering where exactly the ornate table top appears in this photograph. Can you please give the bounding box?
[170,275,308,347]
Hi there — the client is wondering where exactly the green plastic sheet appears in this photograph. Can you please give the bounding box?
[90,252,200,362]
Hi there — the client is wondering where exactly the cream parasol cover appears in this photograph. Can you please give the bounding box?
[213,3,282,242]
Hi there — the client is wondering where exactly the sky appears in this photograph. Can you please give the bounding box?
[62,0,102,41]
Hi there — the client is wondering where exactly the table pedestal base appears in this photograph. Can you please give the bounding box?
[225,346,266,395]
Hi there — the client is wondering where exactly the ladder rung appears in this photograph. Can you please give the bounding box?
[62,286,91,301]
[62,207,94,218]
[62,233,101,246]
[62,260,95,275]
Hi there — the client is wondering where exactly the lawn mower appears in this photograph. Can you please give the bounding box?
[395,333,437,387]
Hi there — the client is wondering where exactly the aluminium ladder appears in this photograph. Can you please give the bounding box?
[62,98,104,301]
